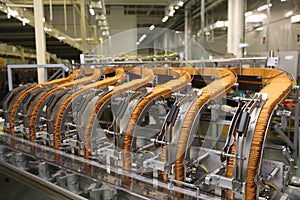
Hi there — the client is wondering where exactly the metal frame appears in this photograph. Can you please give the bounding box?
[0,160,86,200]
[0,132,217,200]
[7,64,69,91]
[81,54,268,66]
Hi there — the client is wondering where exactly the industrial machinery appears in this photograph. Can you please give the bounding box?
[0,58,299,200]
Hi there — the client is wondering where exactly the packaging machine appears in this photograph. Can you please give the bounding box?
[0,58,299,200]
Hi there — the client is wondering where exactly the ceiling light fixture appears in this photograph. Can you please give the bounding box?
[238,43,249,48]
[149,24,155,30]
[7,7,18,18]
[257,3,272,12]
[89,6,95,15]
[162,16,169,23]
[57,36,66,40]
[44,27,52,32]
[168,9,175,17]
[215,21,228,28]
[285,11,293,18]
[291,14,300,23]
[139,34,147,42]
[102,30,109,36]
[22,18,30,26]
[255,26,264,31]
[177,0,184,7]
[91,1,102,9]
[174,5,179,10]
[246,14,267,23]
[244,11,253,17]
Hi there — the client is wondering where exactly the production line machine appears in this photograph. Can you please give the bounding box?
[0,64,299,200]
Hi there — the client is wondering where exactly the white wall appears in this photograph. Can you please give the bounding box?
[106,6,137,56]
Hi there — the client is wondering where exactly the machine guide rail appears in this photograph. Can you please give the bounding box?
[0,132,217,200]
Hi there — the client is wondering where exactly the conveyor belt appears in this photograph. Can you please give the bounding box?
[123,70,192,174]
[84,68,155,158]
[226,68,294,200]
[53,68,125,150]
[172,68,237,187]
[29,69,102,141]
[9,70,81,135]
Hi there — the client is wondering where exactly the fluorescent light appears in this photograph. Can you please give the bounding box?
[100,25,109,30]
[244,11,253,17]
[174,5,179,10]
[57,36,66,40]
[91,1,102,9]
[89,7,95,15]
[255,26,264,31]
[162,16,169,23]
[215,21,227,28]
[139,34,147,42]
[44,27,52,32]
[7,7,18,18]
[136,41,140,45]
[22,18,30,26]
[281,0,287,2]
[177,0,184,7]
[285,11,293,18]
[246,14,267,23]
[238,43,249,48]
[257,3,272,12]
[168,9,175,16]
[102,30,109,36]
[291,14,300,23]
[149,24,155,30]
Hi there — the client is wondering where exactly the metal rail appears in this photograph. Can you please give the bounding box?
[7,64,69,91]
[81,57,268,65]
[0,160,86,200]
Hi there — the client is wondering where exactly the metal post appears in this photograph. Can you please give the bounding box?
[7,66,13,91]
[20,47,25,63]
[266,0,271,52]
[73,5,77,37]
[80,0,87,54]
[242,0,246,57]
[64,0,68,31]
[49,0,53,26]
[164,32,168,56]
[33,0,47,83]
[201,0,205,47]
[184,8,191,60]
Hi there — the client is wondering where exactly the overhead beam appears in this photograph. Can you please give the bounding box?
[10,0,169,6]
[105,0,169,6]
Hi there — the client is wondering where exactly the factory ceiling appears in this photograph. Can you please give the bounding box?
[0,0,299,62]
[0,11,82,61]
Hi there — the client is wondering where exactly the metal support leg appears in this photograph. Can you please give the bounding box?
[7,66,13,91]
